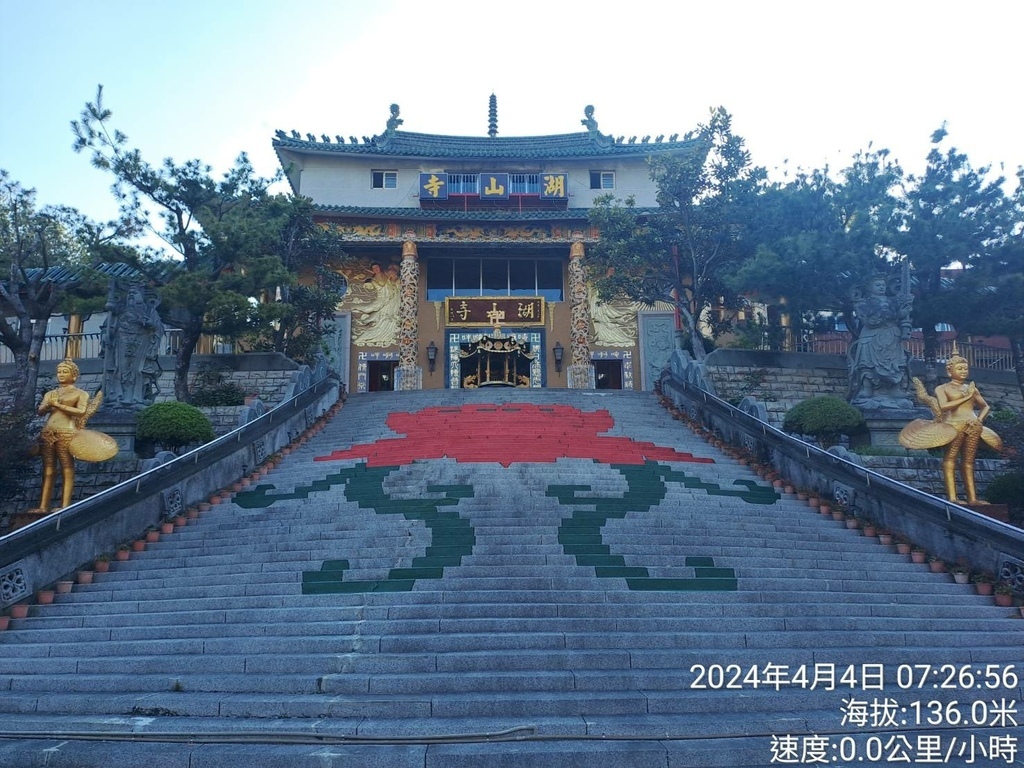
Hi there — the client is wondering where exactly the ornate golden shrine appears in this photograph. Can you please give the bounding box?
[459,334,536,388]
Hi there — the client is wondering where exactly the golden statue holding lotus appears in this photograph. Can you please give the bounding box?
[30,358,117,514]
[899,353,1003,504]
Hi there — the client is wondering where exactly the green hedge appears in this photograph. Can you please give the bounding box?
[136,402,215,451]
[783,396,865,448]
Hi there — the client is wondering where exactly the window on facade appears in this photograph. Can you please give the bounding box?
[589,171,615,190]
[426,257,564,302]
[371,171,397,189]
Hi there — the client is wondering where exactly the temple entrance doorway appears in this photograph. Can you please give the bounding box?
[458,334,535,388]
[594,359,623,390]
[367,360,397,391]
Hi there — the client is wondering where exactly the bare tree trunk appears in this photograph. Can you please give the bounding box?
[173,318,204,402]
[922,323,940,388]
[1012,337,1024,406]
[7,318,50,412]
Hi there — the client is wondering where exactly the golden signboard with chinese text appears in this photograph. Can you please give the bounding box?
[445,297,545,327]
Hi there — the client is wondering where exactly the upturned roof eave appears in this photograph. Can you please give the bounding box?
[272,130,698,162]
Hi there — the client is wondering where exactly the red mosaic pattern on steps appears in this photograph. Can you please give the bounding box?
[314,404,714,467]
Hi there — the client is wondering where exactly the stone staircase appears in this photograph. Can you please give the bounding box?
[0,389,1021,767]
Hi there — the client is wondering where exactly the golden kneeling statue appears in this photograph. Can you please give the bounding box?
[31,359,116,514]
[898,354,1003,504]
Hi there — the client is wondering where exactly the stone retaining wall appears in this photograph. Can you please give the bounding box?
[700,348,1023,428]
[859,456,1009,500]
[18,353,298,408]
[0,353,304,526]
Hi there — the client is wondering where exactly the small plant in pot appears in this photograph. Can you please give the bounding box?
[950,565,970,585]
[994,582,1015,607]
[910,546,927,564]
[971,571,995,595]
[928,556,947,573]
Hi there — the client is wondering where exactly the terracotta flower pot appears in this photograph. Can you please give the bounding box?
[174,516,187,527]
[76,570,93,585]
[862,526,876,538]
[131,540,146,552]
[929,560,947,573]
[94,559,110,573]
[796,492,807,501]
[160,523,175,534]
[807,498,820,508]
[115,549,130,561]
[994,593,1014,607]
[878,534,893,546]
[186,508,200,519]
[55,580,74,594]
[911,551,926,564]
[0,615,9,631]
[896,543,912,555]
[845,517,859,529]
[975,582,993,596]
[9,604,29,619]
[36,590,55,605]
[145,530,160,543]
[831,509,844,522]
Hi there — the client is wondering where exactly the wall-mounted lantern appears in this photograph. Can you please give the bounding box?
[426,340,438,374]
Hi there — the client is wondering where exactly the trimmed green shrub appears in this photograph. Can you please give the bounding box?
[189,364,247,406]
[985,472,1024,511]
[136,402,215,452]
[783,396,865,448]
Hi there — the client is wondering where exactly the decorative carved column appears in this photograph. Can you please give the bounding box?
[567,236,595,388]
[396,233,422,390]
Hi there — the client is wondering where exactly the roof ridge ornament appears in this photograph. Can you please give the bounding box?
[581,105,612,148]
[385,103,403,137]
[488,93,498,138]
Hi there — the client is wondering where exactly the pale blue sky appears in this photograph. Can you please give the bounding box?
[3,0,1022,250]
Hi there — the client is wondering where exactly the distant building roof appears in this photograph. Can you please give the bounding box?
[274,130,696,161]
[274,101,695,163]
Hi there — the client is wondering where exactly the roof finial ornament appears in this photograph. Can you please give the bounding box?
[581,105,612,147]
[488,93,498,138]
[385,104,403,137]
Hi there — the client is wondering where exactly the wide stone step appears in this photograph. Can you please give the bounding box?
[2,389,1020,768]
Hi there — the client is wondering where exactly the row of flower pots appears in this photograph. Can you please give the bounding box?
[2,399,346,633]
[655,392,1022,616]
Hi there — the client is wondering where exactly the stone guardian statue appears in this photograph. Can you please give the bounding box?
[100,279,164,408]
[846,271,914,408]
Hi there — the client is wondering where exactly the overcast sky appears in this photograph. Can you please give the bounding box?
[3,0,1022,244]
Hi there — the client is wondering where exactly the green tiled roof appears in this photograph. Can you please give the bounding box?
[274,130,696,160]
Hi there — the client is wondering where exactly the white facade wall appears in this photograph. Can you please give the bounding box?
[291,153,659,209]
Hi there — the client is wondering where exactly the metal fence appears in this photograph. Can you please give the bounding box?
[0,331,242,365]
[781,334,1014,371]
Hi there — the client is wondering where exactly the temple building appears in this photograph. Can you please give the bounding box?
[273,99,690,393]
